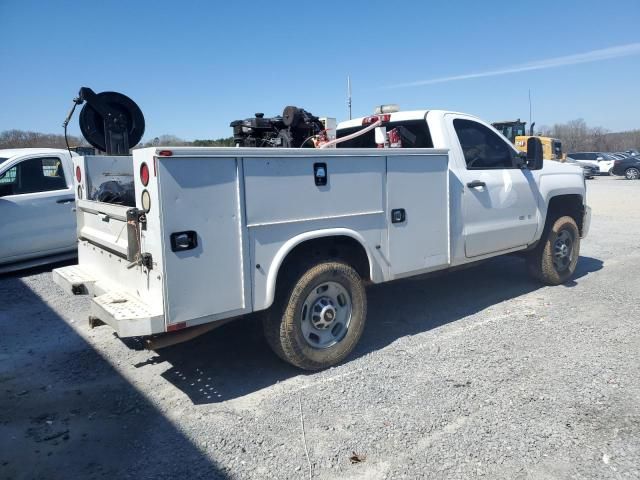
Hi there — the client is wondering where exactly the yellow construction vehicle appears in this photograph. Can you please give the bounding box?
[492,120,564,160]
[514,135,563,160]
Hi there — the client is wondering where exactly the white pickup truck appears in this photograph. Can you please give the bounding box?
[0,148,77,273]
[53,108,590,370]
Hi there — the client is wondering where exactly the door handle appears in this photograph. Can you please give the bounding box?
[466,180,486,189]
[56,197,75,204]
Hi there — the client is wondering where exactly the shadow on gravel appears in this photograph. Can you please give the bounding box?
[152,255,602,405]
[0,272,228,479]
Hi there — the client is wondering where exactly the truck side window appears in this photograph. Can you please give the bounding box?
[1,157,67,196]
[454,119,515,169]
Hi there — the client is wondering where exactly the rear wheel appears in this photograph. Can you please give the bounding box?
[625,167,639,180]
[527,216,580,285]
[263,261,367,370]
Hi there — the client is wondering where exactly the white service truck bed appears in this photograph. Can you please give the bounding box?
[54,147,450,337]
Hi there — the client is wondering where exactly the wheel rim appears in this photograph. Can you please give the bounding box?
[553,229,575,272]
[626,168,639,180]
[300,281,352,349]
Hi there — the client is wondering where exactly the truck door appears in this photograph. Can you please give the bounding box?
[447,115,539,258]
[0,155,76,263]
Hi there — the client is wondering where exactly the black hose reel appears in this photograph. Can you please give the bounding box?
[64,87,145,155]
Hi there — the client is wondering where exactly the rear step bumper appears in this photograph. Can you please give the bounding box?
[53,265,164,337]
[52,265,98,295]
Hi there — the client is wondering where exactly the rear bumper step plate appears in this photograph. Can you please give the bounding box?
[91,291,164,337]
[52,265,97,295]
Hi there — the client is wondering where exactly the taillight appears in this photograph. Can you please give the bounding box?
[362,114,391,125]
[141,190,151,212]
[614,160,621,166]
[158,150,173,157]
[75,166,81,183]
[140,162,150,186]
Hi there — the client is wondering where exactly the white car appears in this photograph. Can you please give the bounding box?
[0,148,78,273]
[567,152,616,175]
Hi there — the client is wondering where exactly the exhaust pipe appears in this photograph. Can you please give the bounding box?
[529,122,536,136]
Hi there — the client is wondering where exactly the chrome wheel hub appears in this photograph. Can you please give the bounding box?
[301,281,352,349]
[311,297,337,330]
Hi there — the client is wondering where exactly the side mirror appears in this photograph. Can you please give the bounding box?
[526,137,544,170]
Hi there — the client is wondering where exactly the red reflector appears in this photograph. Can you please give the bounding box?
[158,150,173,157]
[75,166,81,183]
[362,114,391,125]
[167,322,187,332]
[140,162,150,186]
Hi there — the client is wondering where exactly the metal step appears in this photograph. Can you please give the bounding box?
[52,265,97,295]
[90,291,164,337]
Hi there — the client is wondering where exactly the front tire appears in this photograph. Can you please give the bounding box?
[263,261,367,370]
[527,216,580,285]
[625,167,639,180]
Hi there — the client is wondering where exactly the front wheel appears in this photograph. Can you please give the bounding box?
[527,216,580,285]
[263,261,367,370]
[625,167,640,180]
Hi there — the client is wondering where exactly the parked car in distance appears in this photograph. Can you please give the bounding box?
[565,157,597,179]
[611,155,640,180]
[0,148,78,273]
[567,152,614,175]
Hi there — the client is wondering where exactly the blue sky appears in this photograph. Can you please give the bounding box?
[1,0,639,141]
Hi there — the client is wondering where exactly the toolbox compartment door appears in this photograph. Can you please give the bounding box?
[386,153,450,278]
[158,157,249,325]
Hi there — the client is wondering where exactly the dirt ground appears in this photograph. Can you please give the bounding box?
[1,175,639,479]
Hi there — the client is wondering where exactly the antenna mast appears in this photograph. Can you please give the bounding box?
[347,75,352,120]
[528,89,532,127]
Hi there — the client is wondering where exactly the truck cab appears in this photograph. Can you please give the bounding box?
[337,109,588,263]
[0,148,77,272]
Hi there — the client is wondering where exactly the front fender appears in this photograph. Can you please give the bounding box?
[535,172,585,239]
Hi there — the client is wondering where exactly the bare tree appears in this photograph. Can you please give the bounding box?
[536,119,639,153]
[0,129,88,149]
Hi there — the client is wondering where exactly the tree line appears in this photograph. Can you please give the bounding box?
[537,119,639,153]
[0,129,89,149]
[0,130,235,150]
[138,134,235,147]
[1,121,638,153]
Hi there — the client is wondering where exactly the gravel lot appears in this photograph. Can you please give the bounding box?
[1,176,639,480]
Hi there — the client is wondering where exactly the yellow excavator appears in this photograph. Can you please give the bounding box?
[492,119,564,161]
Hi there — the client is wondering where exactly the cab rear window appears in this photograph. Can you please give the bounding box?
[336,120,433,148]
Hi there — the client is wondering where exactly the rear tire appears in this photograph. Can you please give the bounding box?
[625,167,639,180]
[527,216,580,285]
[263,261,367,370]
